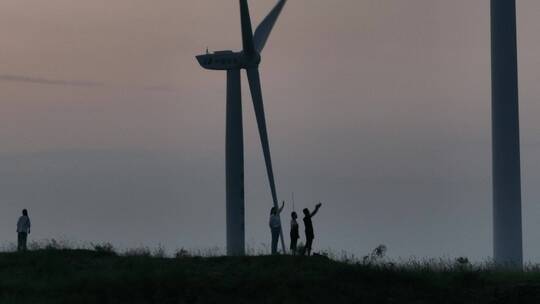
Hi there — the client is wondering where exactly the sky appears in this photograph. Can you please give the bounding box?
[1,0,540,262]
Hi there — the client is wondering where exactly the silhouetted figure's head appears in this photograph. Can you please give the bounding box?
[291,212,297,219]
[303,208,309,216]
[22,209,28,216]
[270,207,277,215]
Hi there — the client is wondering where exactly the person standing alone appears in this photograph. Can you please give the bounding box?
[269,201,285,254]
[303,202,322,256]
[17,209,31,251]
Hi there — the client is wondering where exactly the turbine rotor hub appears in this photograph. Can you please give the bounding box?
[241,51,261,67]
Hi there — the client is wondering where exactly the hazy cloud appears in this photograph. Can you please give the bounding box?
[0,74,103,87]
[0,74,175,92]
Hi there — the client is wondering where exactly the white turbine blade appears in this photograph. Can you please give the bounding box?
[246,68,286,253]
[240,0,256,55]
[253,0,287,53]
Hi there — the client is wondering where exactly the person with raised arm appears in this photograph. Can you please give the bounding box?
[269,200,285,254]
[302,202,322,256]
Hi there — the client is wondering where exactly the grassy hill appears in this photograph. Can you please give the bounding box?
[1,248,540,303]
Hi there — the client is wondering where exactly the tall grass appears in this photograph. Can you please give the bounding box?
[2,242,540,303]
[1,239,532,273]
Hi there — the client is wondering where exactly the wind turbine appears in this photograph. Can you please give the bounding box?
[490,0,522,266]
[196,0,288,255]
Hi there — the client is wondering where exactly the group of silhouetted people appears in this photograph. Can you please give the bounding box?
[14,205,322,255]
[269,201,322,255]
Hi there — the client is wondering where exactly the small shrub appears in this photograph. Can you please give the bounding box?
[455,257,471,271]
[44,239,62,250]
[362,244,387,265]
[92,243,116,256]
[312,252,330,260]
[153,245,166,258]
[175,248,191,258]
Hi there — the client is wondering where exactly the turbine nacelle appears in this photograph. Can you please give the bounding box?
[196,50,261,71]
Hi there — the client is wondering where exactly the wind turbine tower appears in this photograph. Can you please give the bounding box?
[491,0,522,266]
[196,0,288,255]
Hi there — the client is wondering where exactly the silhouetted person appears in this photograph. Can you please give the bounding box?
[290,212,299,255]
[17,209,31,251]
[269,201,285,254]
[303,203,322,256]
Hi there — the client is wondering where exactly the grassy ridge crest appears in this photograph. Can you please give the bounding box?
[1,248,540,303]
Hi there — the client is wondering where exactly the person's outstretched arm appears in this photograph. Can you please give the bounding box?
[278,201,285,214]
[310,202,322,217]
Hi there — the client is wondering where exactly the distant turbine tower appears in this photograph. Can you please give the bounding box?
[491,0,522,266]
[196,0,288,255]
